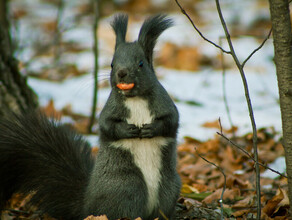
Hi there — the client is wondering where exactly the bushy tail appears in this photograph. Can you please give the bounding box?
[0,111,95,219]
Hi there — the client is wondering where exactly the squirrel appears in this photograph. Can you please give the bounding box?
[0,14,181,220]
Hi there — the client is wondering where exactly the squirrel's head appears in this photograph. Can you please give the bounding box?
[110,14,173,97]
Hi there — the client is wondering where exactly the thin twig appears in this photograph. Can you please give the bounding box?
[88,0,99,133]
[159,209,169,220]
[195,149,226,220]
[214,0,261,218]
[242,28,272,67]
[217,119,287,178]
[219,39,235,137]
[174,0,231,54]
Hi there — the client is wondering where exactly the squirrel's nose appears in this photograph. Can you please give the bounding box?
[117,70,127,79]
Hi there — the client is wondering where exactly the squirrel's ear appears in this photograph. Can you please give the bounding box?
[138,15,173,65]
[111,14,128,50]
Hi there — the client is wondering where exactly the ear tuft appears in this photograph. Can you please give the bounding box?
[138,14,173,66]
[111,14,128,50]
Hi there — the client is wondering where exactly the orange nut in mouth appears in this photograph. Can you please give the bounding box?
[116,83,135,90]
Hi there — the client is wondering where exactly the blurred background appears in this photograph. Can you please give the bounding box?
[2,0,291,219]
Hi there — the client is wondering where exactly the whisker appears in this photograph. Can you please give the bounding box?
[73,72,110,96]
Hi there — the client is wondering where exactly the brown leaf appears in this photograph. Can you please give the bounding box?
[42,21,58,32]
[84,215,108,220]
[121,0,152,14]
[91,147,99,157]
[224,126,238,134]
[179,160,213,182]
[263,188,284,216]
[223,174,249,189]
[178,154,196,171]
[157,42,202,71]
[12,9,28,20]
[232,194,255,209]
[201,120,220,129]
[181,184,199,194]
[184,136,202,145]
[272,188,290,217]
[177,142,196,154]
[41,99,62,119]
[202,188,240,204]
[183,197,202,210]
[196,138,220,155]
[232,208,253,218]
[192,183,208,192]
[73,117,90,134]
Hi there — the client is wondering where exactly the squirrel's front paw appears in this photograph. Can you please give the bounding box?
[140,124,155,138]
[125,124,140,138]
[116,123,140,139]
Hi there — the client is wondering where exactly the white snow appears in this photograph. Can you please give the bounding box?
[261,157,286,179]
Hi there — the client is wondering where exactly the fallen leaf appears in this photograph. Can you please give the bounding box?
[42,21,58,32]
[179,160,213,182]
[41,99,62,119]
[224,174,250,189]
[181,184,199,194]
[201,120,220,129]
[202,188,240,204]
[91,147,99,157]
[232,208,253,218]
[183,197,203,209]
[232,194,255,209]
[84,215,108,220]
[272,188,290,217]
[196,138,220,155]
[157,42,202,71]
[192,183,209,192]
[12,9,28,20]
[263,188,284,216]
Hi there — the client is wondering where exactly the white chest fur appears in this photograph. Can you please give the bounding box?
[124,97,152,127]
[112,97,166,214]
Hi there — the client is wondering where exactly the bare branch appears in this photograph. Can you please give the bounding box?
[218,39,235,137]
[174,0,231,54]
[214,0,261,217]
[242,28,272,68]
[88,0,99,133]
[159,209,169,220]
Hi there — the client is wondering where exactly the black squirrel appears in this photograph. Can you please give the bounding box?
[0,14,181,220]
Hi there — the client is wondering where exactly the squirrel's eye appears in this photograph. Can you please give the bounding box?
[139,60,143,67]
[111,63,114,68]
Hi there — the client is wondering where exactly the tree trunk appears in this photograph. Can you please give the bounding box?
[0,0,38,117]
[0,0,12,53]
[268,0,292,214]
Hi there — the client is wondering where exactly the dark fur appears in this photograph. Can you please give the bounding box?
[138,14,173,68]
[88,13,180,219]
[0,111,94,219]
[0,14,180,220]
